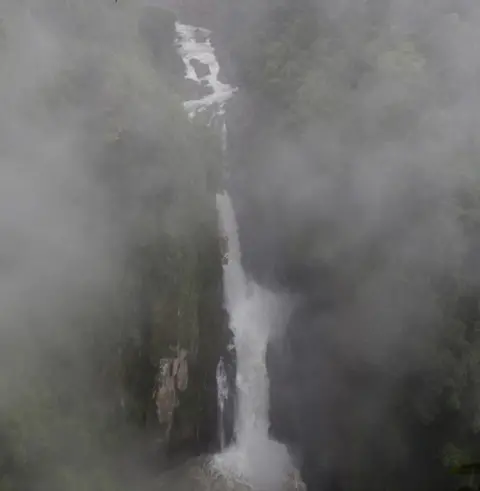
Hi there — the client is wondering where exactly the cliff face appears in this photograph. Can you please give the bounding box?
[106,124,226,458]
[0,4,227,489]
[118,5,228,458]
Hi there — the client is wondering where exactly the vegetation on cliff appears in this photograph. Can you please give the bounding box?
[221,1,480,490]
[0,3,225,490]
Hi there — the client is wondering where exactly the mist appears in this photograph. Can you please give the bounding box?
[2,0,480,490]
[214,0,480,489]
[0,2,225,489]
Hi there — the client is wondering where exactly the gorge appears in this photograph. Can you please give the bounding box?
[1,2,480,491]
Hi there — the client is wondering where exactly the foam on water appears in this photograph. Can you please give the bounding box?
[175,22,235,119]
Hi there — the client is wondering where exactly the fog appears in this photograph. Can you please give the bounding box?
[0,0,198,367]
[225,0,480,348]
[217,0,480,489]
[0,2,210,489]
[1,0,480,490]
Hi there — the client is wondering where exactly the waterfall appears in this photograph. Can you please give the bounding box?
[216,356,228,450]
[214,193,293,491]
[175,21,299,490]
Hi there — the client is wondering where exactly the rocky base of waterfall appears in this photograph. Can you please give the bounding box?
[157,456,306,491]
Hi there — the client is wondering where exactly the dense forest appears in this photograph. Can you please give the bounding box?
[219,1,480,490]
[0,3,227,490]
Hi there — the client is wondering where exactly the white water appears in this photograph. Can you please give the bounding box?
[214,193,293,491]
[175,23,235,120]
[216,356,228,450]
[175,21,295,490]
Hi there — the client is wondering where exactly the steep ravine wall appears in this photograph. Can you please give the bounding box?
[0,5,228,489]
[119,4,229,460]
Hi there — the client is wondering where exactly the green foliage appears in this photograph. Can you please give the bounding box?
[0,3,225,489]
[232,0,318,109]
[227,1,480,489]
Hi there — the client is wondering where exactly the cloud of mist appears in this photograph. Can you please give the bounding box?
[0,0,201,360]
[3,0,479,487]
[0,2,211,488]
[219,0,480,487]
[230,0,480,346]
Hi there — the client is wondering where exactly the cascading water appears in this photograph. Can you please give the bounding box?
[175,21,301,490]
[175,23,234,121]
[214,193,294,491]
[216,356,228,450]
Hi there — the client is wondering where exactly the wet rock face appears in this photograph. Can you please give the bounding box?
[191,58,211,78]
[101,8,229,462]
[142,229,228,459]
[154,348,189,441]
[117,222,227,463]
